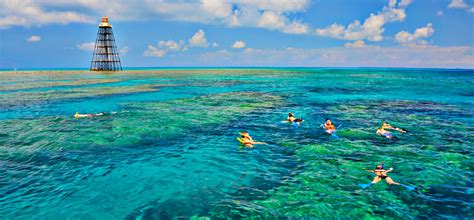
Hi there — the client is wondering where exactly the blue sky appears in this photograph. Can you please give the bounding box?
[0,0,473,69]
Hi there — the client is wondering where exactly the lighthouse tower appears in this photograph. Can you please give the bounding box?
[90,16,122,71]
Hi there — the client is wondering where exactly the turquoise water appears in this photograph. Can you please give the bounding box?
[0,68,472,219]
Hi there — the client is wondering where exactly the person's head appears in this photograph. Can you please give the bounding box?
[326,119,332,124]
[376,165,383,169]
[288,112,293,117]
[241,132,249,137]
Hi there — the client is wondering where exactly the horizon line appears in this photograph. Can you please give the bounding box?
[1,66,474,72]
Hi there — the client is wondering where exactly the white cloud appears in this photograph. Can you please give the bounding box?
[316,0,410,42]
[395,23,434,47]
[158,40,185,51]
[344,40,378,48]
[199,46,474,68]
[437,11,444,16]
[257,11,285,30]
[188,29,208,47]
[143,40,183,58]
[447,0,474,13]
[232,41,246,49]
[212,42,218,47]
[0,0,92,29]
[76,42,95,51]
[26,35,41,42]
[398,0,412,7]
[389,0,397,8]
[200,0,233,18]
[448,0,469,8]
[256,10,309,34]
[282,21,310,34]
[144,29,212,57]
[120,46,129,55]
[143,45,166,58]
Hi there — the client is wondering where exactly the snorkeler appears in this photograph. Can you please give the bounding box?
[237,132,266,147]
[74,112,106,118]
[381,122,407,133]
[376,127,393,139]
[367,162,399,185]
[376,122,407,138]
[359,162,416,190]
[322,119,337,134]
[287,112,304,125]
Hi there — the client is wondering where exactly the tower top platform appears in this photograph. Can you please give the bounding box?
[99,16,111,28]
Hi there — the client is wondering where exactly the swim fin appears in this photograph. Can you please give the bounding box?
[358,183,372,189]
[292,121,299,128]
[400,184,416,191]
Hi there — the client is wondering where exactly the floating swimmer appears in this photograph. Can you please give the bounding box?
[381,122,407,132]
[74,111,116,118]
[75,112,102,118]
[322,119,337,134]
[359,162,415,190]
[367,162,399,186]
[320,119,342,139]
[237,132,266,148]
[286,112,304,126]
[376,122,407,139]
[376,128,393,138]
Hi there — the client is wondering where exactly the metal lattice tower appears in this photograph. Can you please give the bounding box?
[90,16,122,71]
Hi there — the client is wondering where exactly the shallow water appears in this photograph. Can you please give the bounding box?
[0,68,473,219]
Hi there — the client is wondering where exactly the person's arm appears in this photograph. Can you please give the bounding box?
[385,168,394,173]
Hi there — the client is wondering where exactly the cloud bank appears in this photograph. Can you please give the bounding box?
[447,0,474,13]
[316,0,411,42]
[199,46,474,68]
[0,0,311,35]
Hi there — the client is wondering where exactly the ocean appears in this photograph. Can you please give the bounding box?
[0,68,472,218]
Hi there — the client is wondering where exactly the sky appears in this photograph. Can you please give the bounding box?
[0,0,473,69]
